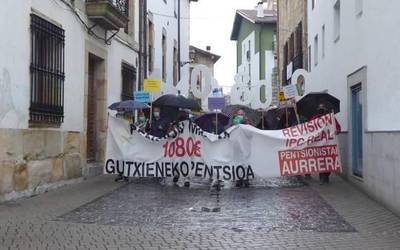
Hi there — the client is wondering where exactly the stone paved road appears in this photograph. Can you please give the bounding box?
[1,175,400,250]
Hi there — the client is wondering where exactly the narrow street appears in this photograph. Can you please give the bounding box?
[1,0,400,249]
[1,176,400,250]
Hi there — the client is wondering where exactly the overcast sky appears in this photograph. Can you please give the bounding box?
[190,0,257,94]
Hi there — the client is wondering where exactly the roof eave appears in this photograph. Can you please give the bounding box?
[230,12,243,41]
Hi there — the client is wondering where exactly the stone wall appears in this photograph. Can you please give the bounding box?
[277,0,308,85]
[0,128,85,200]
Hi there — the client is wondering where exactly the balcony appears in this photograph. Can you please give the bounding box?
[86,0,129,30]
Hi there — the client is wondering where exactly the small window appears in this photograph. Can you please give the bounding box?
[314,35,318,66]
[121,63,136,101]
[333,0,341,42]
[355,0,363,16]
[322,25,326,58]
[30,14,65,125]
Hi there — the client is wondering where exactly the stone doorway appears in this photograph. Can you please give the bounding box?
[86,53,106,164]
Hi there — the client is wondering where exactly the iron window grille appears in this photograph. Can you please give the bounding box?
[30,14,65,124]
[121,63,136,101]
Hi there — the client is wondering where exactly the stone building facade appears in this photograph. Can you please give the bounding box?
[0,0,139,200]
[277,0,308,87]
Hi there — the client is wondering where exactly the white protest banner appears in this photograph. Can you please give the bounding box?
[105,113,342,180]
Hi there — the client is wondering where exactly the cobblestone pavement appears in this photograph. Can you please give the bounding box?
[1,175,400,250]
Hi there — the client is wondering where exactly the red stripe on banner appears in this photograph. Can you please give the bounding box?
[278,145,342,176]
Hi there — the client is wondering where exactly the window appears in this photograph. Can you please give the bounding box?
[173,40,178,86]
[30,14,65,125]
[333,0,341,42]
[148,20,154,73]
[295,22,303,57]
[121,63,136,101]
[314,35,318,66]
[308,45,312,72]
[124,0,131,34]
[322,25,326,58]
[294,22,303,70]
[355,0,363,16]
[312,0,316,10]
[162,33,167,82]
[289,33,295,62]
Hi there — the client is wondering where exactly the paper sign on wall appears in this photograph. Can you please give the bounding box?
[144,79,161,93]
[283,85,296,99]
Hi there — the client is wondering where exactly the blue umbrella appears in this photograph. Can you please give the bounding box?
[108,100,150,112]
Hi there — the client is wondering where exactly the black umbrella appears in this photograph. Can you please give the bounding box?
[297,92,340,118]
[257,107,297,130]
[153,94,201,110]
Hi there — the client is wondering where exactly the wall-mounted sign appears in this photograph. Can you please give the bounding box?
[134,91,150,103]
[144,79,161,93]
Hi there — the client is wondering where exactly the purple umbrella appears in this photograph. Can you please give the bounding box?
[194,112,230,134]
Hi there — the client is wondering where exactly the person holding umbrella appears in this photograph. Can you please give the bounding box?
[232,109,252,126]
[145,107,172,138]
[310,103,341,185]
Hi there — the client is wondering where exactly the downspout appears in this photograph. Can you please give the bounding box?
[178,0,181,81]
[259,27,262,81]
[277,0,281,89]
[138,0,143,89]
[144,0,148,80]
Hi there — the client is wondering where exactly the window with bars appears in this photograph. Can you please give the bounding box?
[30,14,65,125]
[121,63,136,101]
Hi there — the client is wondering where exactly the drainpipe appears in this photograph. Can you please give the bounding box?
[178,0,181,81]
[138,0,143,90]
[138,0,148,90]
[144,0,148,80]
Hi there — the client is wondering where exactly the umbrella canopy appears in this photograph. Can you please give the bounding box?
[194,112,230,128]
[297,92,340,118]
[222,105,260,126]
[108,100,150,111]
[194,112,230,134]
[153,94,201,110]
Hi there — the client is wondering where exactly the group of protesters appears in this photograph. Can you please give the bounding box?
[115,103,341,186]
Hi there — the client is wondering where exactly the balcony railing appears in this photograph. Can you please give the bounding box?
[108,0,129,17]
[86,0,129,30]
